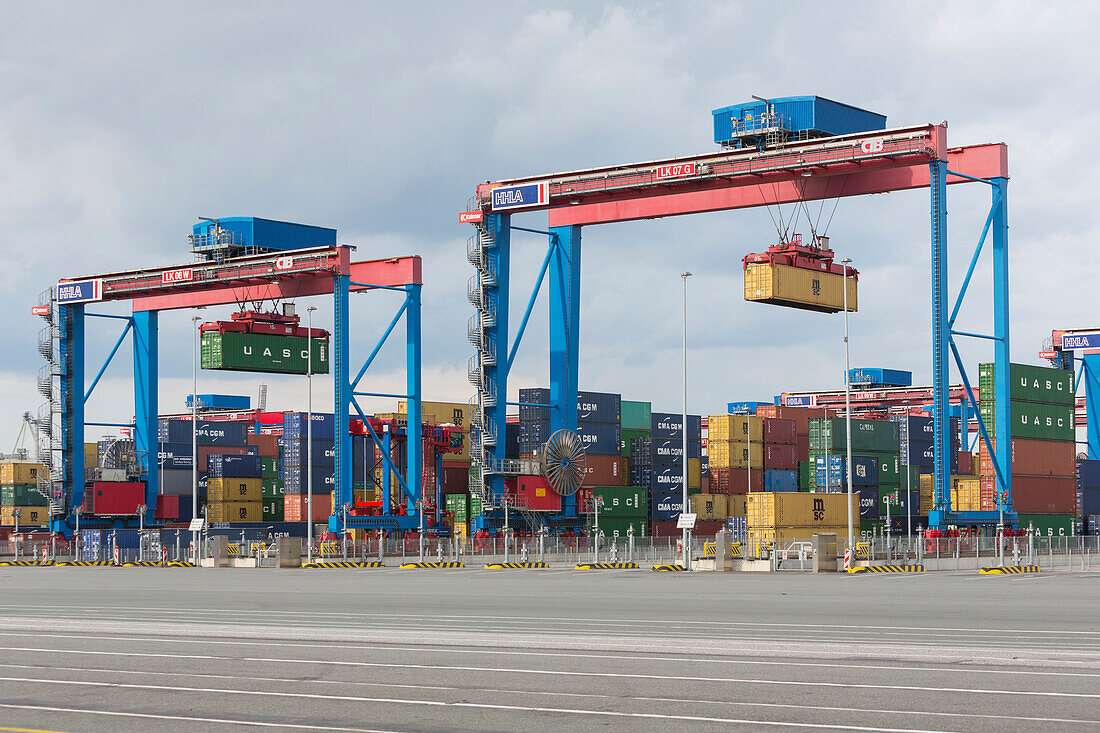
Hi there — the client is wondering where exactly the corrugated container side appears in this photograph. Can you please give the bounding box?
[744,263,857,313]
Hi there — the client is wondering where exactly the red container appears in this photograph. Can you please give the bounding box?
[89,481,145,516]
[755,406,834,435]
[154,494,181,521]
[979,438,1075,478]
[196,445,251,472]
[581,455,623,487]
[708,467,762,494]
[259,411,286,426]
[762,443,798,470]
[794,434,809,460]
[695,519,726,536]
[441,466,469,494]
[247,433,280,458]
[1008,475,1076,514]
[284,494,333,522]
[762,418,797,445]
[649,520,679,537]
[514,476,562,512]
[958,451,973,476]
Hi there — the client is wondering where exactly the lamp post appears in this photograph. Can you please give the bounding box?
[841,258,854,561]
[681,271,692,570]
[191,315,202,565]
[307,306,317,565]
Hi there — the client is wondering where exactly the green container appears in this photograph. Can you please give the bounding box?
[798,461,811,490]
[469,492,483,517]
[261,479,285,499]
[621,401,652,432]
[588,517,648,541]
[591,486,648,517]
[262,498,285,522]
[445,493,469,522]
[860,518,885,536]
[620,429,650,457]
[978,362,1074,406]
[261,457,279,478]
[809,418,900,453]
[201,331,329,375]
[865,451,901,484]
[1016,514,1075,537]
[978,400,1075,441]
[1,484,48,507]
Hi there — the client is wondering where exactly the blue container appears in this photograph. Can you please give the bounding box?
[763,469,798,492]
[157,442,193,470]
[650,465,691,492]
[629,438,652,465]
[1089,515,1100,536]
[649,489,686,521]
[1077,460,1100,489]
[848,368,913,387]
[159,419,248,447]
[519,421,620,455]
[650,412,702,441]
[281,439,337,467]
[281,464,336,494]
[726,401,770,415]
[191,217,337,255]
[902,440,934,467]
[726,516,747,542]
[893,415,934,441]
[505,423,520,459]
[651,438,702,462]
[879,489,919,517]
[814,455,877,486]
[283,413,336,441]
[186,394,251,411]
[858,487,880,520]
[712,96,886,147]
[517,388,621,423]
[629,466,651,488]
[80,530,102,561]
[1079,487,1100,517]
[208,453,263,479]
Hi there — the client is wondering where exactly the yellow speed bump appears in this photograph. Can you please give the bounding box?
[574,562,639,570]
[483,562,549,569]
[399,561,464,569]
[848,564,924,574]
[303,561,385,568]
[979,565,1040,574]
[651,564,687,572]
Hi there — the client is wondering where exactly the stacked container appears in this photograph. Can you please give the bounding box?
[706,415,795,494]
[746,492,857,546]
[893,413,958,516]
[0,461,48,527]
[978,363,1076,529]
[646,412,702,528]
[809,416,902,533]
[755,405,820,489]
[589,486,649,541]
[1078,460,1100,534]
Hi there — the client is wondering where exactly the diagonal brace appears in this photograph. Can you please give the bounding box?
[506,234,558,373]
[949,187,1002,327]
[350,291,411,391]
[84,318,133,403]
[948,338,1007,498]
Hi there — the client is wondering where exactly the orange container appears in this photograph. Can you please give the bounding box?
[283,494,333,522]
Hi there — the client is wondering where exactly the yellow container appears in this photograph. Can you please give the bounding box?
[0,462,47,486]
[747,492,857,529]
[708,415,762,442]
[951,476,981,512]
[207,501,262,523]
[207,478,262,502]
[707,440,763,469]
[399,401,469,429]
[727,494,748,517]
[687,458,702,489]
[84,443,98,468]
[690,493,728,520]
[749,526,847,544]
[1,505,48,526]
[453,521,469,540]
[744,263,857,313]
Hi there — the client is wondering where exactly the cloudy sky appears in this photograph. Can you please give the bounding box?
[1,1,1095,449]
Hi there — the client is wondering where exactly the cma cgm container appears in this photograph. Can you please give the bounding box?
[202,331,329,375]
[650,412,702,441]
[744,263,857,314]
[159,419,248,446]
[517,388,621,423]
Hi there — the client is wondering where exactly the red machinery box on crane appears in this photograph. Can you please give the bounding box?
[87,482,145,516]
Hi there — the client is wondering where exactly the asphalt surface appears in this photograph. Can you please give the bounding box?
[0,566,1096,732]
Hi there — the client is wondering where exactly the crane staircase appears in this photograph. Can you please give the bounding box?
[33,288,63,516]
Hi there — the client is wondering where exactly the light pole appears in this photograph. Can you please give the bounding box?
[681,271,692,570]
[191,315,202,565]
[307,306,317,565]
[841,258,854,561]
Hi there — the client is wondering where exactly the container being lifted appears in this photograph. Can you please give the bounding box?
[201,305,330,375]
[743,234,857,313]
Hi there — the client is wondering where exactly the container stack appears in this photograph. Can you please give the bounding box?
[707,415,798,494]
[646,412,703,534]
[206,453,263,523]
[978,362,1076,534]
[618,400,652,495]
[746,491,857,547]
[756,405,821,490]
[155,418,256,521]
[589,486,649,541]
[893,413,958,517]
[0,461,48,527]
[809,417,903,533]
[1077,460,1100,535]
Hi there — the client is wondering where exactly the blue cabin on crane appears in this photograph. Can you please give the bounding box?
[712,96,887,149]
[190,216,337,261]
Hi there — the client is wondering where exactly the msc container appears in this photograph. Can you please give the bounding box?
[763,469,798,492]
[727,494,748,516]
[0,462,47,486]
[1,505,48,526]
[517,388,621,423]
[207,478,262,502]
[690,493,728,520]
[591,486,648,517]
[160,419,249,447]
[1016,513,1076,537]
[207,501,262,523]
[580,455,624,487]
[202,331,329,375]
[649,489,687,521]
[398,400,470,428]
[207,454,263,479]
[848,368,912,387]
[979,438,1075,478]
[1,485,47,507]
[707,440,763,469]
[747,492,858,529]
[708,415,761,441]
[1077,460,1100,489]
[808,418,899,453]
[650,412,702,441]
[88,481,145,515]
[978,400,1075,441]
[744,262,857,314]
[514,476,562,512]
[749,526,848,544]
[978,362,1075,406]
[1010,476,1076,514]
